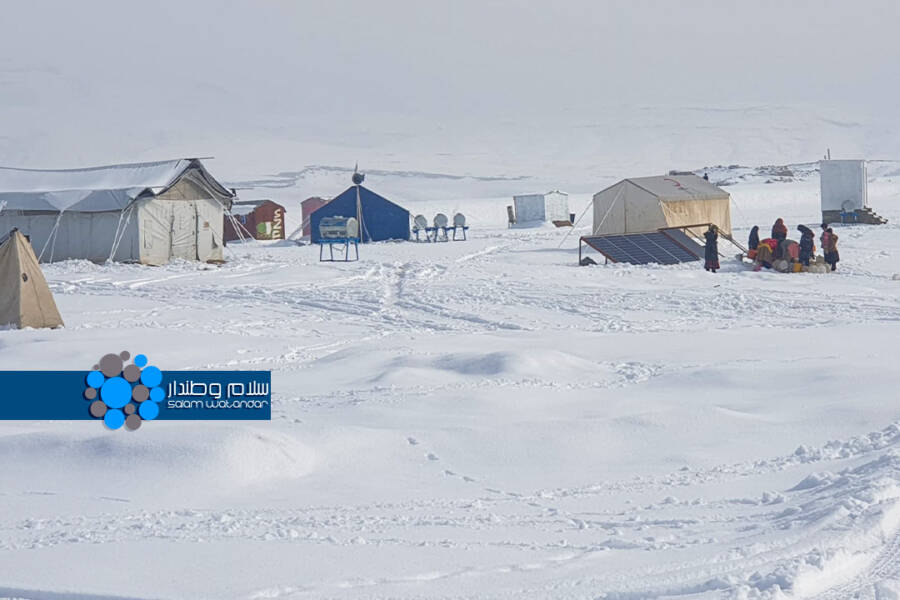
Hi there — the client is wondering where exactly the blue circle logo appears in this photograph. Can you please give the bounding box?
[100,377,131,409]
[84,351,165,431]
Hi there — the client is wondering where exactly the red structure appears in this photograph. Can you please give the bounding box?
[301,196,329,237]
[224,199,286,242]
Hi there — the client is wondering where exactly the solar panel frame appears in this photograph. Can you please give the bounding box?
[580,231,704,266]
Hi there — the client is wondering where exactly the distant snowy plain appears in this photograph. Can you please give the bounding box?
[0,165,899,599]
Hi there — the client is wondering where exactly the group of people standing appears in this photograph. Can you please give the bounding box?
[746,218,840,271]
[704,218,841,274]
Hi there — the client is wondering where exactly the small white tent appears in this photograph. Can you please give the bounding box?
[592,175,731,236]
[513,191,569,224]
[0,159,235,264]
[0,229,64,329]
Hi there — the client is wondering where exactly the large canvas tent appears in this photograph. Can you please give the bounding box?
[310,185,409,243]
[0,159,235,264]
[0,229,63,329]
[593,175,732,237]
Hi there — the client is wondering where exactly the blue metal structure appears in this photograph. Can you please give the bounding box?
[310,185,410,243]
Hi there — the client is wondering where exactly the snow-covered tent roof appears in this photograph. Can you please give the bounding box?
[0,159,234,213]
[624,175,728,202]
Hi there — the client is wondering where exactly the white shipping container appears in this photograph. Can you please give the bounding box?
[513,191,569,223]
[820,160,867,212]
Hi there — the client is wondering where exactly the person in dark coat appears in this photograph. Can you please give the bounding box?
[748,225,760,250]
[824,227,839,271]
[798,224,815,266]
[771,218,788,241]
[704,225,720,273]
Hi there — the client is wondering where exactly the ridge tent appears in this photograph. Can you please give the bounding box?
[592,175,732,237]
[310,185,409,243]
[0,229,64,329]
[0,159,235,264]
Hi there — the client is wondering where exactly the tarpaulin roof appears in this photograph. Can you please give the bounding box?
[0,159,234,213]
[626,175,729,202]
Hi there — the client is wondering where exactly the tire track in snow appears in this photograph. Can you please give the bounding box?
[813,523,900,600]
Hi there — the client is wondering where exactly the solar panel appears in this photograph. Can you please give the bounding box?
[582,231,703,265]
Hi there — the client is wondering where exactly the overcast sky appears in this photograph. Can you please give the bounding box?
[1,1,898,173]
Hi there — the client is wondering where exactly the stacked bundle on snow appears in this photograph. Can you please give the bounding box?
[0,159,235,264]
[0,230,63,329]
[593,175,732,237]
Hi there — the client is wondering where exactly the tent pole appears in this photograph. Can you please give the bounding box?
[557,199,594,249]
[356,184,363,243]
[38,212,65,262]
[561,184,624,249]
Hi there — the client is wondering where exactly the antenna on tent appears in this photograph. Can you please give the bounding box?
[352,163,365,185]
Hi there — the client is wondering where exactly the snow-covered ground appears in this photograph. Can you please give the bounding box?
[1,174,899,599]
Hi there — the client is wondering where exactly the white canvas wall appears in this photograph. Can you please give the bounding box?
[544,191,570,221]
[513,194,546,222]
[0,196,226,265]
[593,181,663,234]
[137,198,225,265]
[592,181,627,235]
[196,197,225,262]
[0,211,138,262]
[514,192,570,223]
[820,160,867,212]
[658,197,732,236]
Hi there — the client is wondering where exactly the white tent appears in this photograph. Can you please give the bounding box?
[0,159,234,264]
[0,229,64,329]
[592,175,731,236]
[513,191,569,224]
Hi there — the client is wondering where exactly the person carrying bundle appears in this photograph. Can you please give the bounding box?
[823,227,840,271]
[704,225,719,273]
[797,225,815,266]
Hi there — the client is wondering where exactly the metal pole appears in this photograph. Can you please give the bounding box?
[356,185,363,243]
